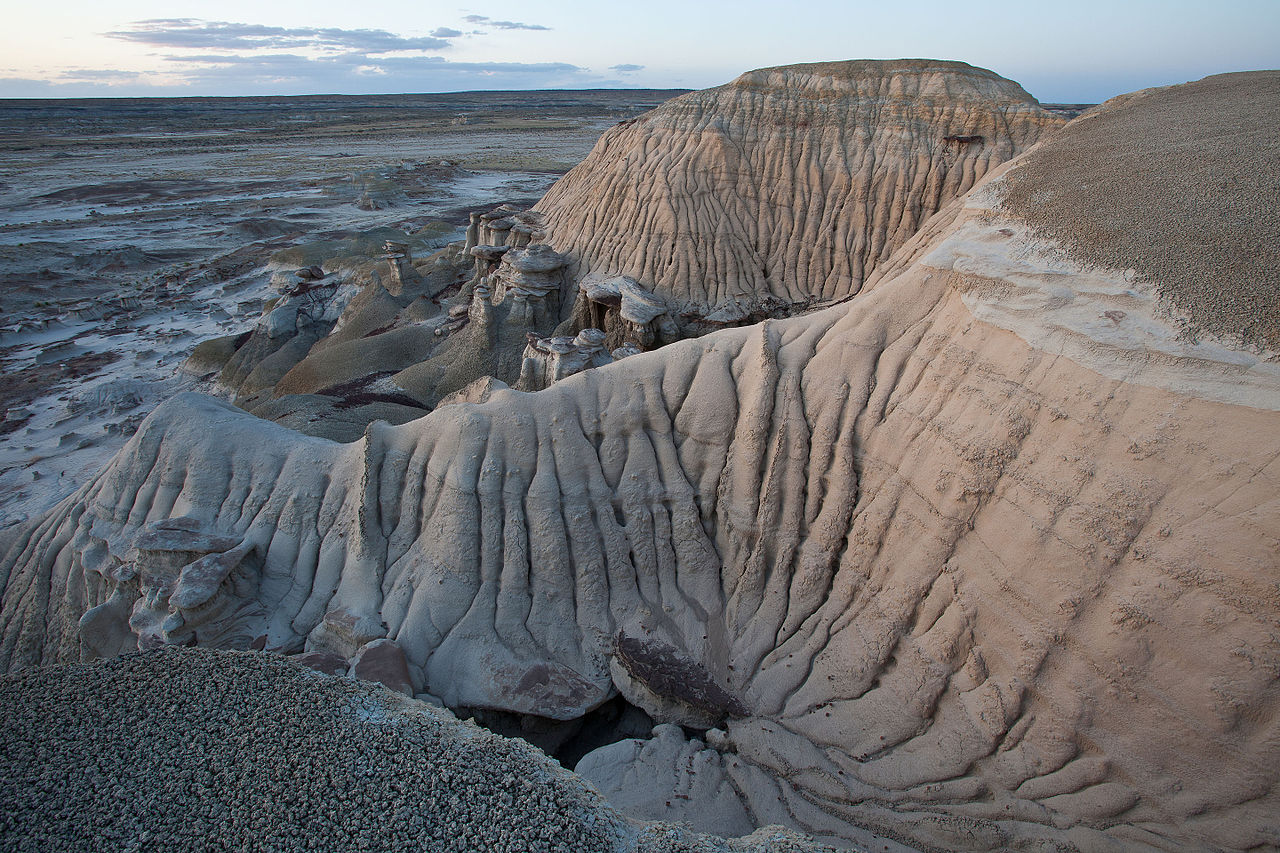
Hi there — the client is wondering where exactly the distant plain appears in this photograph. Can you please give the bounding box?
[0,90,685,527]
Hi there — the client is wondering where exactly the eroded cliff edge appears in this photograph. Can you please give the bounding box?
[2,67,1278,852]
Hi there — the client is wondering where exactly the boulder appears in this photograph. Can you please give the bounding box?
[351,639,414,695]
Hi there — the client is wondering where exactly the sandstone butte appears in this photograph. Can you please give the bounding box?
[537,59,1064,313]
[1,61,1278,853]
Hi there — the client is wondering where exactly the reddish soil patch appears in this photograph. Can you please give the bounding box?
[0,351,122,435]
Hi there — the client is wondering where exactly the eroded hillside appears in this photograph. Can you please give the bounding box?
[538,60,1064,315]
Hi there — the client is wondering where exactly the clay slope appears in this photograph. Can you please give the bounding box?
[3,72,1279,853]
[537,59,1064,315]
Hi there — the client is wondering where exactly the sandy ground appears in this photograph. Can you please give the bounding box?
[0,90,683,529]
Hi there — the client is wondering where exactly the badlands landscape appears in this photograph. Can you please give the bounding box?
[1,60,1278,852]
[0,88,681,525]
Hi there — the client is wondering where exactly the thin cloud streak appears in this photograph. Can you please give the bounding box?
[162,52,580,75]
[462,15,551,32]
[59,68,145,81]
[107,19,451,53]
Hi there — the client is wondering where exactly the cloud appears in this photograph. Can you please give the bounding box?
[132,51,587,94]
[61,68,145,82]
[5,17,588,97]
[163,53,579,74]
[0,77,61,97]
[0,67,146,96]
[609,64,645,74]
[462,15,551,31]
[107,19,451,53]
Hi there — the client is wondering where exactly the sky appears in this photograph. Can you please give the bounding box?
[1,0,1277,103]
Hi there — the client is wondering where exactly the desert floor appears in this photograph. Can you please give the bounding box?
[0,90,684,528]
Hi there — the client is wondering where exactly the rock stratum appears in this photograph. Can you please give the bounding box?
[3,64,1279,852]
[538,60,1064,316]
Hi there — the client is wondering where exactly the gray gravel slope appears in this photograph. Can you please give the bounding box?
[999,71,1280,352]
[0,648,833,853]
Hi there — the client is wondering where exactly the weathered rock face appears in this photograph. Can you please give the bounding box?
[2,68,1278,853]
[537,59,1065,318]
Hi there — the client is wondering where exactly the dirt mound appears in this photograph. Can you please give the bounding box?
[0,647,831,853]
[999,71,1280,352]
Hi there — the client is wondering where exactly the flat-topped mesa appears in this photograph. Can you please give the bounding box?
[535,59,1065,323]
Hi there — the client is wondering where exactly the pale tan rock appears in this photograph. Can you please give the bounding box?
[538,59,1064,318]
[435,376,510,408]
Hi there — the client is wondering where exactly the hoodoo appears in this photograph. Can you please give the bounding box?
[2,65,1278,852]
